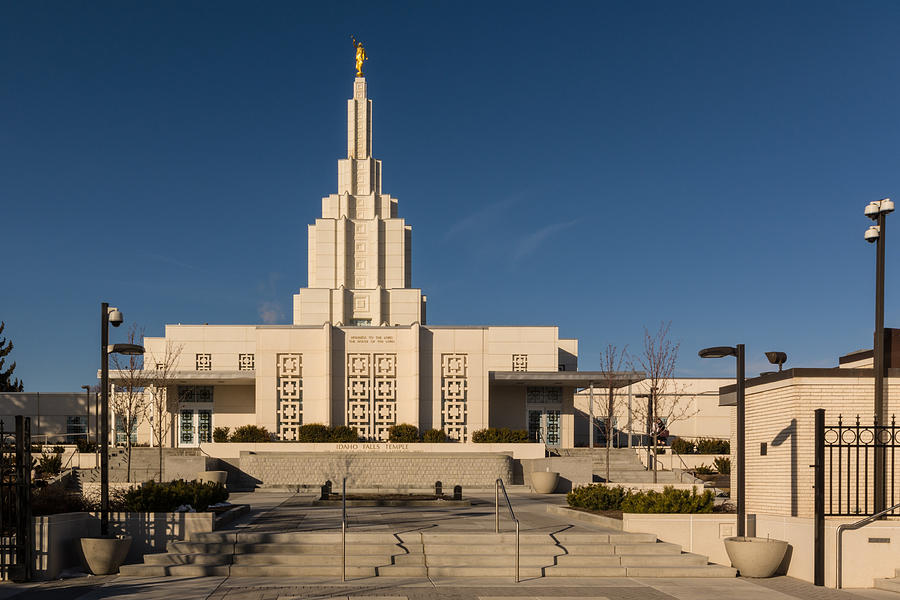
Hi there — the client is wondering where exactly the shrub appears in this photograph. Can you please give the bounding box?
[329,425,360,442]
[212,427,230,443]
[696,438,730,454]
[670,438,695,455]
[714,456,731,475]
[388,423,419,443]
[566,484,715,514]
[124,479,228,512]
[423,428,447,443]
[52,445,65,455]
[32,486,90,516]
[36,452,62,478]
[76,438,97,453]
[297,424,332,442]
[229,425,272,442]
[693,463,715,475]
[471,428,529,443]
[567,484,629,511]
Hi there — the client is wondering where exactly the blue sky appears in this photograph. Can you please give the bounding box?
[4,1,900,390]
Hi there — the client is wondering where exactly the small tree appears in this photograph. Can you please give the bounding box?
[595,343,628,482]
[110,325,149,483]
[632,322,697,483]
[0,322,23,392]
[145,341,182,481]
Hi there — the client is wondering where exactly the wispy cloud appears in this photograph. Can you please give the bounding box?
[512,219,578,262]
[443,197,517,241]
[258,301,284,324]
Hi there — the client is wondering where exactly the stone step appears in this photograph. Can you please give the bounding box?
[875,578,900,592]
[143,553,231,566]
[232,553,400,567]
[418,554,560,567]
[423,566,545,578]
[554,553,708,567]
[169,542,402,555]
[229,565,376,577]
[621,565,737,578]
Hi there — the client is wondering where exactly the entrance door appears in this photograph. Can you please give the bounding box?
[526,386,563,448]
[528,408,561,448]
[178,405,213,447]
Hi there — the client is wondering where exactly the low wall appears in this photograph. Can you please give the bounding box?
[11,510,215,580]
[622,513,736,566]
[239,452,514,488]
[202,442,544,460]
[521,458,591,492]
[635,449,728,471]
[165,455,216,481]
[753,514,900,589]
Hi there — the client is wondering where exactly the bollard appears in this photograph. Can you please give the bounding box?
[453,485,462,501]
[435,481,442,497]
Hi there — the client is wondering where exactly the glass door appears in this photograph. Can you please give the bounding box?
[178,405,212,447]
[527,408,561,448]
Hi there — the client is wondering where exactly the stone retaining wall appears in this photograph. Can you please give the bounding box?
[239,452,513,487]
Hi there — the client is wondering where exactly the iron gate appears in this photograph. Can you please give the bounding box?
[821,413,898,516]
[0,416,32,581]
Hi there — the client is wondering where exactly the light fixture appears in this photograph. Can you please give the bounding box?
[698,346,736,359]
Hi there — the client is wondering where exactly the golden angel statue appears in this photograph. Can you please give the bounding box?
[351,36,367,77]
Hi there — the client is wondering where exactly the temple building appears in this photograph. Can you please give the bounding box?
[138,75,637,449]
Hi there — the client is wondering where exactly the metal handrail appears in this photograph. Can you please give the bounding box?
[495,478,520,583]
[836,500,900,588]
[341,476,347,582]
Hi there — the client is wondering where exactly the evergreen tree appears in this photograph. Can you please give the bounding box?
[0,322,23,392]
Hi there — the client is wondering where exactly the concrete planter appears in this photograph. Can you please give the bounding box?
[531,471,559,494]
[724,536,788,578]
[79,536,132,575]
[198,470,227,485]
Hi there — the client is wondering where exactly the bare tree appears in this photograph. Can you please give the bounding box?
[109,325,149,483]
[595,343,628,482]
[145,341,183,482]
[632,322,697,483]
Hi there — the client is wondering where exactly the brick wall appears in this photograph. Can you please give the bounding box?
[238,451,513,487]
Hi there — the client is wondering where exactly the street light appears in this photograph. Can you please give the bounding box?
[699,344,745,537]
[100,303,144,537]
[865,197,893,513]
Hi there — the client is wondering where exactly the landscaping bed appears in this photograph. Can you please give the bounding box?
[313,493,471,507]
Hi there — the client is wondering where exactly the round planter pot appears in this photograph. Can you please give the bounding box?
[531,471,560,494]
[80,536,132,575]
[198,470,227,485]
[724,536,789,578]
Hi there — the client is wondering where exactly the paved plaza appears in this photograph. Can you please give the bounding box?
[1,491,896,600]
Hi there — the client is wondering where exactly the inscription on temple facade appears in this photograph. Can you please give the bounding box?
[348,335,395,344]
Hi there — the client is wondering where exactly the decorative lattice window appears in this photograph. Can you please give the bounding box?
[346,353,397,441]
[178,385,213,403]
[239,353,255,371]
[512,354,528,372]
[195,354,212,371]
[526,386,562,405]
[276,353,302,440]
[441,354,468,442]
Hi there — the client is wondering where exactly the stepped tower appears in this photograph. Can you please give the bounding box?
[293,77,425,326]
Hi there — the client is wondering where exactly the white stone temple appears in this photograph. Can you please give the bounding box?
[138,75,635,448]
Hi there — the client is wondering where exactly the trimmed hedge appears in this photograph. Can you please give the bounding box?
[124,480,228,512]
[423,428,447,443]
[229,425,272,442]
[330,425,360,442]
[388,424,419,443]
[213,427,230,443]
[567,484,714,514]
[714,456,731,474]
[471,428,529,443]
[296,424,332,442]
[669,437,730,455]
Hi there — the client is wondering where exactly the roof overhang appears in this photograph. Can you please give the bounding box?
[489,371,645,389]
[105,370,256,385]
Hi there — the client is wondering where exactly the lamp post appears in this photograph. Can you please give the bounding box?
[100,303,144,536]
[699,344,745,537]
[865,197,893,514]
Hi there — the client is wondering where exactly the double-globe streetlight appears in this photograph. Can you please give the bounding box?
[864,197,893,514]
[698,345,745,537]
[99,303,144,536]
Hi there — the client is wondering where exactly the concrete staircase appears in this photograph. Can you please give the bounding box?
[75,447,200,484]
[118,530,736,578]
[563,448,698,484]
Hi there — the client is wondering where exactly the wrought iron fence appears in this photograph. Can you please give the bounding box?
[0,416,32,581]
[823,414,898,516]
